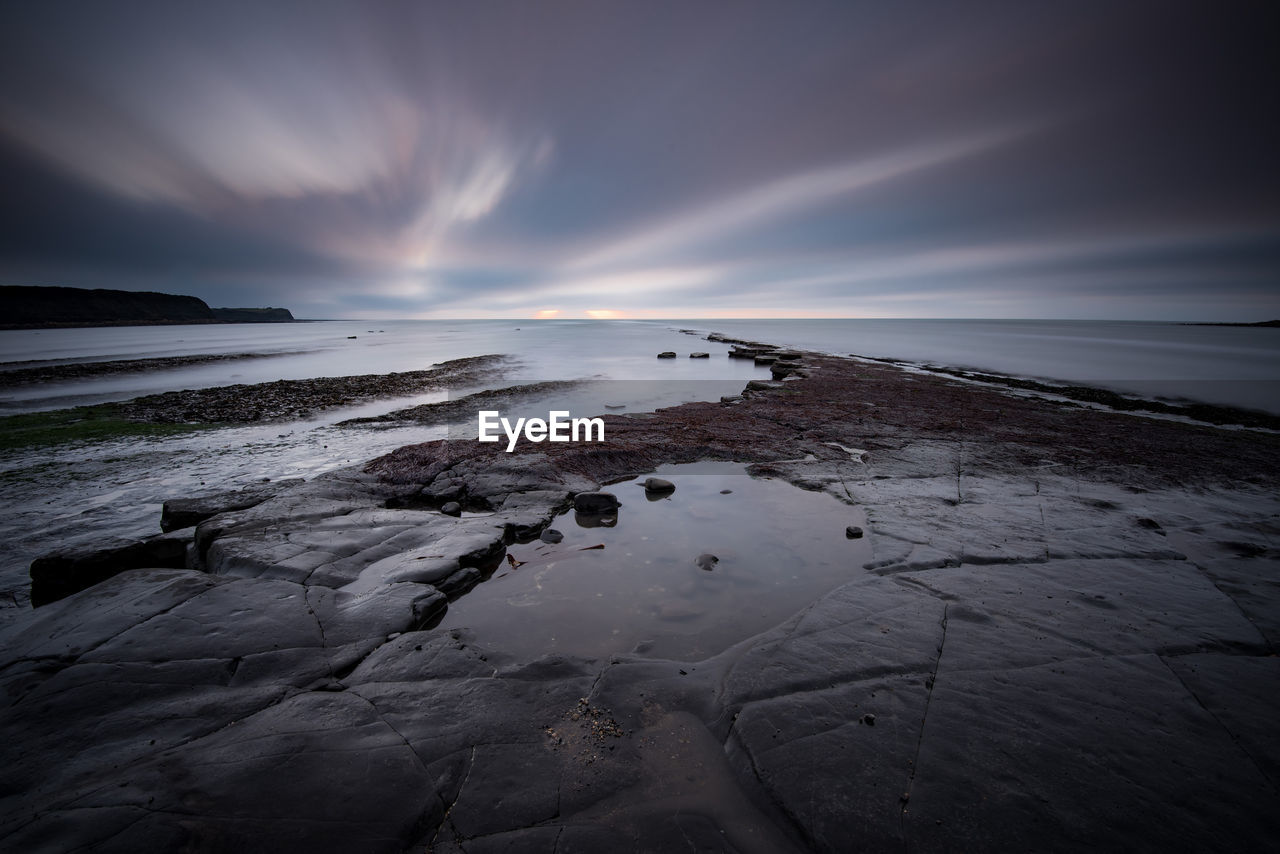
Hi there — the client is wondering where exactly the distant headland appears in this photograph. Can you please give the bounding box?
[0,285,294,329]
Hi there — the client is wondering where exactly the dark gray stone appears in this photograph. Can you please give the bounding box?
[656,351,677,359]
[440,501,462,517]
[694,553,718,571]
[845,525,864,539]
[29,531,192,606]
[539,528,564,544]
[689,352,710,358]
[574,492,620,513]
[641,477,675,494]
[160,480,300,532]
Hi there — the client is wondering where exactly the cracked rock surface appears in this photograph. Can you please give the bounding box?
[2,353,1278,852]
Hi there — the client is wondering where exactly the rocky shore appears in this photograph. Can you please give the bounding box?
[115,354,508,424]
[0,352,298,389]
[1,344,1278,852]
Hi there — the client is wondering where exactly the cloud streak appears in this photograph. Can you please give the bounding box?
[0,1,1276,320]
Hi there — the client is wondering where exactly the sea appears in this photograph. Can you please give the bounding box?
[1,318,1277,616]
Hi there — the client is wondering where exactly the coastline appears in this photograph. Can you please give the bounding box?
[1,341,1278,850]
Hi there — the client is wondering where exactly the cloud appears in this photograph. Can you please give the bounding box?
[0,1,1276,320]
[564,123,1045,274]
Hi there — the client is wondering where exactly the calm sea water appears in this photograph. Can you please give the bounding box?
[3,318,1276,414]
[676,318,1280,414]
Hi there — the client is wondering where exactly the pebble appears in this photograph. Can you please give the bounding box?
[695,553,719,571]
[845,525,864,539]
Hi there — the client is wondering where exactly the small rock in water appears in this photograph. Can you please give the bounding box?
[720,489,732,494]
[695,553,719,571]
[845,525,864,539]
[574,492,620,513]
[641,477,675,494]
[656,351,677,359]
[861,713,876,726]
[689,352,709,358]
[440,502,462,517]
[539,528,564,544]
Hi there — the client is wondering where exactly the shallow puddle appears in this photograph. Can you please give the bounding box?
[434,462,870,661]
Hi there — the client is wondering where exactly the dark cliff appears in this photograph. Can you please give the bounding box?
[210,307,294,322]
[0,286,293,328]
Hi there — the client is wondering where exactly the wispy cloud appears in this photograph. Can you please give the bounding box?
[564,123,1044,273]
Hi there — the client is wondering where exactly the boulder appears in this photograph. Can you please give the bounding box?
[641,477,676,494]
[440,502,462,517]
[574,492,620,513]
[656,352,677,359]
[771,361,804,380]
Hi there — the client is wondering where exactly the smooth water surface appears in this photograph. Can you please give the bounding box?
[674,318,1280,413]
[434,463,870,661]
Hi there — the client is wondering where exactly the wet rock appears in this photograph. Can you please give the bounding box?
[29,531,192,606]
[846,525,864,539]
[539,528,564,544]
[440,501,462,517]
[754,354,778,365]
[656,351,677,359]
[574,492,620,513]
[728,345,775,359]
[641,477,676,494]
[745,379,782,392]
[771,360,804,379]
[160,480,303,532]
[420,478,464,504]
[695,553,719,571]
[720,395,744,404]
[689,352,710,359]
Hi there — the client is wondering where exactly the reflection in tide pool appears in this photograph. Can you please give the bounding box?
[434,462,870,661]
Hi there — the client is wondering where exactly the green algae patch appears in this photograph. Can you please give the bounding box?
[0,405,217,450]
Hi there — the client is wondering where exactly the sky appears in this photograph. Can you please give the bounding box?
[0,0,1276,321]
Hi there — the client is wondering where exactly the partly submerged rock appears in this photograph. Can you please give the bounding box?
[641,477,675,494]
[656,351,677,359]
[574,492,620,513]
